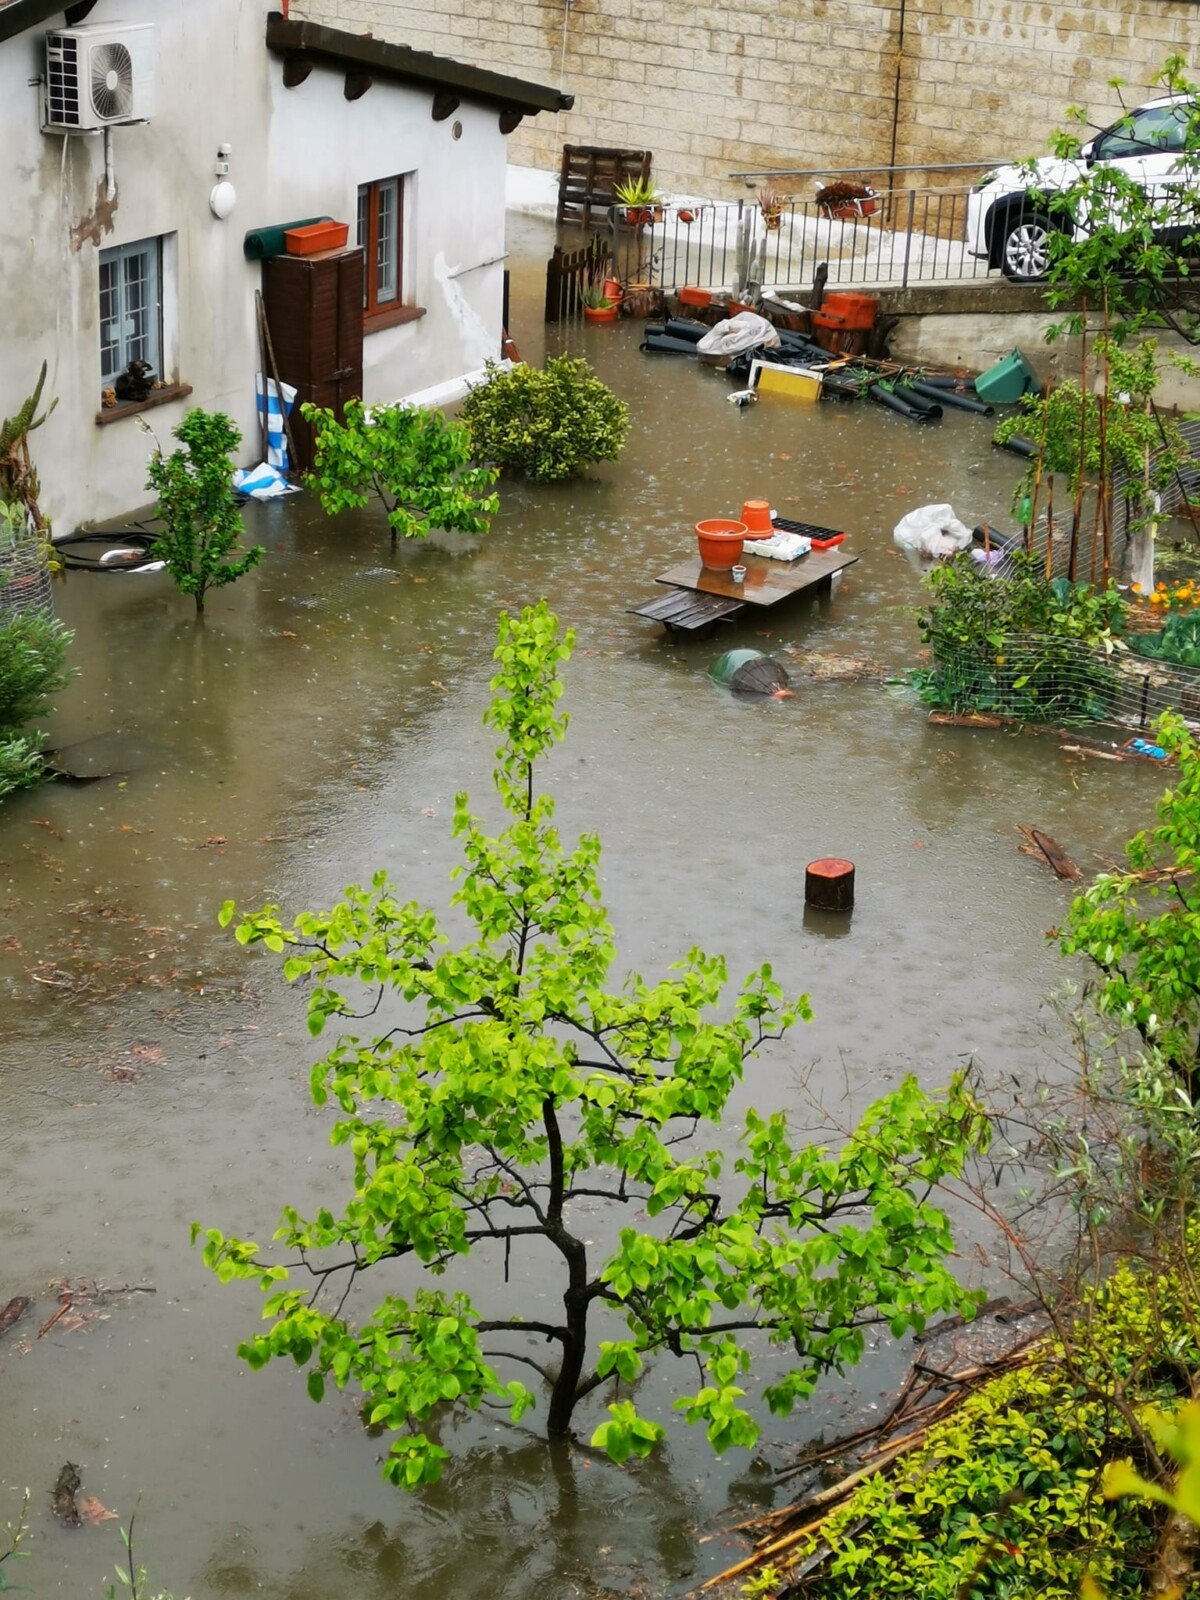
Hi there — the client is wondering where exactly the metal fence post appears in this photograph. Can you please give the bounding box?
[901,189,916,290]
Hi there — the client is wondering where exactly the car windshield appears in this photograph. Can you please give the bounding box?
[1094,102,1197,159]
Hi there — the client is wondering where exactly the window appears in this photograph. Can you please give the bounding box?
[357,176,420,330]
[99,237,162,388]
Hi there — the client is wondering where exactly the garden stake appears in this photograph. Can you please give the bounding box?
[255,291,299,475]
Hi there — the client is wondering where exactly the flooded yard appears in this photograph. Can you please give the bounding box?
[0,215,1170,1599]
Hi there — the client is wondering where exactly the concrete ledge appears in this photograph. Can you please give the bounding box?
[875,282,1072,316]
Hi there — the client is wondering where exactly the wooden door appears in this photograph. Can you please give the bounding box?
[262,249,364,471]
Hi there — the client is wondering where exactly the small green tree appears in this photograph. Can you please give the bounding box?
[202,602,989,1488]
[146,410,264,615]
[459,355,629,481]
[1060,711,1200,1095]
[302,399,499,545]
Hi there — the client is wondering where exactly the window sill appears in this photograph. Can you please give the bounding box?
[363,304,426,335]
[95,383,193,427]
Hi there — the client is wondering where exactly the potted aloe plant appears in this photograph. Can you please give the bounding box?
[614,175,664,227]
[582,285,618,324]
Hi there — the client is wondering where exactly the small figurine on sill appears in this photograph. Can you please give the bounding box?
[113,359,156,403]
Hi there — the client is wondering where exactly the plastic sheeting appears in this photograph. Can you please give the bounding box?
[892,502,973,560]
[695,312,781,358]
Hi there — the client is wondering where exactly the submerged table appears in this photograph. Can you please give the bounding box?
[631,546,859,638]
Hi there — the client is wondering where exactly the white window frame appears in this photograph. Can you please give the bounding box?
[99,236,164,390]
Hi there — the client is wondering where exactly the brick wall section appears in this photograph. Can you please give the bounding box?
[294,0,1200,196]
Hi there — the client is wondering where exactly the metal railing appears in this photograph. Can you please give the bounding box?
[607,165,1003,296]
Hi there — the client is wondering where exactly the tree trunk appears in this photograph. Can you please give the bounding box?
[546,1292,588,1437]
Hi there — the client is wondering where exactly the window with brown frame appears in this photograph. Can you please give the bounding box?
[356,175,422,332]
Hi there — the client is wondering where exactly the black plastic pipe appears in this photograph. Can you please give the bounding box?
[995,434,1038,458]
[894,384,944,418]
[913,373,977,392]
[869,384,937,422]
[661,317,709,344]
[906,379,994,416]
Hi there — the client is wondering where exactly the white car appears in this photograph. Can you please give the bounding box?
[966,93,1200,282]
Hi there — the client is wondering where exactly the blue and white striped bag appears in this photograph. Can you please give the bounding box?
[255,373,297,471]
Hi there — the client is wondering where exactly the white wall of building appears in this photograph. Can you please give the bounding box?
[0,0,512,536]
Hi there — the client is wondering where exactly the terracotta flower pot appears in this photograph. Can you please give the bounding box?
[695,518,748,569]
[583,303,618,323]
[740,499,773,536]
[602,277,623,303]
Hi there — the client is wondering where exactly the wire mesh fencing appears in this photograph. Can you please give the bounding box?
[922,631,1200,732]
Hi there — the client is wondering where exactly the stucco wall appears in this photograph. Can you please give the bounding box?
[295,0,1200,195]
[0,0,513,534]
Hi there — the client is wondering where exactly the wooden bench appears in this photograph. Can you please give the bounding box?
[628,587,745,639]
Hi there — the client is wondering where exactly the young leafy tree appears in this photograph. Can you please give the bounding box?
[302,399,499,545]
[146,410,264,616]
[1060,711,1200,1097]
[202,603,989,1488]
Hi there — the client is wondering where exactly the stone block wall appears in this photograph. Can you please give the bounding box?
[294,0,1200,197]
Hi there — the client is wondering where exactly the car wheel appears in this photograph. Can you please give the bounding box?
[999,211,1054,282]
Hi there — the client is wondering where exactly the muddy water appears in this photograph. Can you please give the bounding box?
[0,215,1167,1599]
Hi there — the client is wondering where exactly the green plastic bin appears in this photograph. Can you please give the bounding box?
[974,349,1037,405]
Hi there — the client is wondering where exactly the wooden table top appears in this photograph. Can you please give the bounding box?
[654,547,859,608]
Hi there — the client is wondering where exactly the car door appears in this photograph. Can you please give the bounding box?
[1088,102,1199,244]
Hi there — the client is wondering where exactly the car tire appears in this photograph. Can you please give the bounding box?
[998,209,1054,283]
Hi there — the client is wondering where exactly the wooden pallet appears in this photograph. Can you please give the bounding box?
[629,588,744,639]
[557,145,652,230]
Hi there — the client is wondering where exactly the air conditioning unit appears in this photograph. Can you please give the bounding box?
[44,22,156,133]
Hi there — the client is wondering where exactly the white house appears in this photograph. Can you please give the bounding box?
[0,0,571,536]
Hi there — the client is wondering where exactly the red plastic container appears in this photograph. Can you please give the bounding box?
[812,291,878,331]
[285,220,350,256]
[810,532,846,551]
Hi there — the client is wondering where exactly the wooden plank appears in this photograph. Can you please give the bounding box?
[630,590,743,627]
[654,547,858,608]
[629,589,744,637]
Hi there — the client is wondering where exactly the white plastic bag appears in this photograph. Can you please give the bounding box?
[892,503,972,560]
[696,312,781,358]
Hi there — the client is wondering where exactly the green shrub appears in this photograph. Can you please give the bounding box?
[460,355,629,482]
[0,609,74,803]
[786,1256,1199,1600]
[913,551,1127,722]
[0,733,46,800]
[0,609,73,733]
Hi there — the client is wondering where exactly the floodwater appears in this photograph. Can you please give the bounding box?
[0,214,1168,1600]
